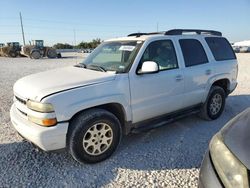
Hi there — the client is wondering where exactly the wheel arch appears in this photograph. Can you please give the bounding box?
[68,102,129,135]
[202,75,231,102]
[212,78,230,95]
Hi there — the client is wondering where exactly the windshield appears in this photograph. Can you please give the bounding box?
[79,40,143,73]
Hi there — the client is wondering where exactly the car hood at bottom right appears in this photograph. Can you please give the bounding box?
[221,108,250,169]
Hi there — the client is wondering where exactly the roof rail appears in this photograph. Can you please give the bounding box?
[127,32,164,37]
[165,29,222,36]
[127,29,222,37]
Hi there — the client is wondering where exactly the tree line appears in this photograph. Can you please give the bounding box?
[53,38,102,49]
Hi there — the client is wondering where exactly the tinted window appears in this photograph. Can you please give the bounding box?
[205,37,236,61]
[140,40,178,71]
[179,39,208,67]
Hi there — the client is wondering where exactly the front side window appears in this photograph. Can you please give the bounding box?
[179,39,208,67]
[81,41,143,73]
[139,40,178,71]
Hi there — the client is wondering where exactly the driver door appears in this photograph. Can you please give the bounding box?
[129,39,184,123]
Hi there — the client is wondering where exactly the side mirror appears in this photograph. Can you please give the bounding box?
[139,61,159,74]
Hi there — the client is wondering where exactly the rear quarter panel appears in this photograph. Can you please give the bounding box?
[202,59,238,102]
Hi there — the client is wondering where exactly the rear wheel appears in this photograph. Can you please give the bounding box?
[67,109,122,163]
[31,51,41,59]
[199,86,225,120]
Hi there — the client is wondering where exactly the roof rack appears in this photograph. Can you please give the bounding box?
[127,29,222,37]
[165,29,222,36]
[127,32,164,37]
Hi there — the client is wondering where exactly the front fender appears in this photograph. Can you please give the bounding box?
[42,77,132,122]
[63,94,131,122]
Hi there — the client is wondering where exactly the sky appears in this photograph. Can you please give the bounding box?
[0,0,250,46]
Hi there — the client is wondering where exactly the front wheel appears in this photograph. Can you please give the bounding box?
[9,51,17,57]
[67,109,122,163]
[199,86,226,120]
[31,51,41,59]
[47,49,57,58]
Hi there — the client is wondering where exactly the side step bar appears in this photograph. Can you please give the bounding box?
[131,105,201,134]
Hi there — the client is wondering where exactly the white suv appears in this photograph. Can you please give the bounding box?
[10,29,238,163]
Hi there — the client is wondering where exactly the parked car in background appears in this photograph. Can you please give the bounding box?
[10,29,238,164]
[239,46,250,53]
[232,46,240,53]
[232,40,250,53]
[80,48,94,53]
[199,108,250,188]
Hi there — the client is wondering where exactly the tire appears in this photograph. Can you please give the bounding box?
[67,108,122,164]
[9,51,17,57]
[47,49,57,58]
[31,51,41,59]
[199,86,226,120]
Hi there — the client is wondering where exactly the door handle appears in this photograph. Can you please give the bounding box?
[175,75,183,81]
[205,69,212,75]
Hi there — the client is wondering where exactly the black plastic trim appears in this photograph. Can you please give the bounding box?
[165,29,222,36]
[130,103,202,133]
[127,29,222,37]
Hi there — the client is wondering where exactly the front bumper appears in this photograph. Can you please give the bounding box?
[229,81,237,94]
[10,104,69,151]
[199,150,223,188]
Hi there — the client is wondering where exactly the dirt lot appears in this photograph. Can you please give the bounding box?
[0,53,249,187]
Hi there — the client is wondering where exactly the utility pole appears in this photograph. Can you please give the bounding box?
[157,22,159,32]
[73,29,76,47]
[73,29,77,63]
[19,12,25,45]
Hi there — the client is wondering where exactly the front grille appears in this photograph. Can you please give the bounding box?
[15,96,26,105]
[15,95,28,118]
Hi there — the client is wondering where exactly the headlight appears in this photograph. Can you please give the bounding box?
[210,133,249,188]
[26,100,56,126]
[27,100,54,113]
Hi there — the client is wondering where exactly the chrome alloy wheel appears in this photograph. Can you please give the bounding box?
[210,93,222,115]
[83,123,113,156]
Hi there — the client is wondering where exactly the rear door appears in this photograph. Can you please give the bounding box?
[178,38,213,108]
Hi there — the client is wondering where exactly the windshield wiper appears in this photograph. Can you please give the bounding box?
[74,63,87,68]
[87,64,107,72]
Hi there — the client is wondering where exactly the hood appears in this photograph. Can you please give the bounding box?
[221,108,250,169]
[14,66,116,101]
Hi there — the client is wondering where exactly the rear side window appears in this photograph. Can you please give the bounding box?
[179,39,208,67]
[205,37,236,61]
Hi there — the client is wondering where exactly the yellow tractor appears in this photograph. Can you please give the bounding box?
[0,42,21,57]
[21,40,61,59]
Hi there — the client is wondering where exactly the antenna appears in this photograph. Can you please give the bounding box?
[19,12,26,45]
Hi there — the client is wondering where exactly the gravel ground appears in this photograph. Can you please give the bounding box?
[0,53,249,187]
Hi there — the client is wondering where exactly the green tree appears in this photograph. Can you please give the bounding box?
[53,38,102,49]
[53,43,73,49]
[77,42,89,49]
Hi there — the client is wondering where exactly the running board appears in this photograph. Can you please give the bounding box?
[131,105,201,134]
